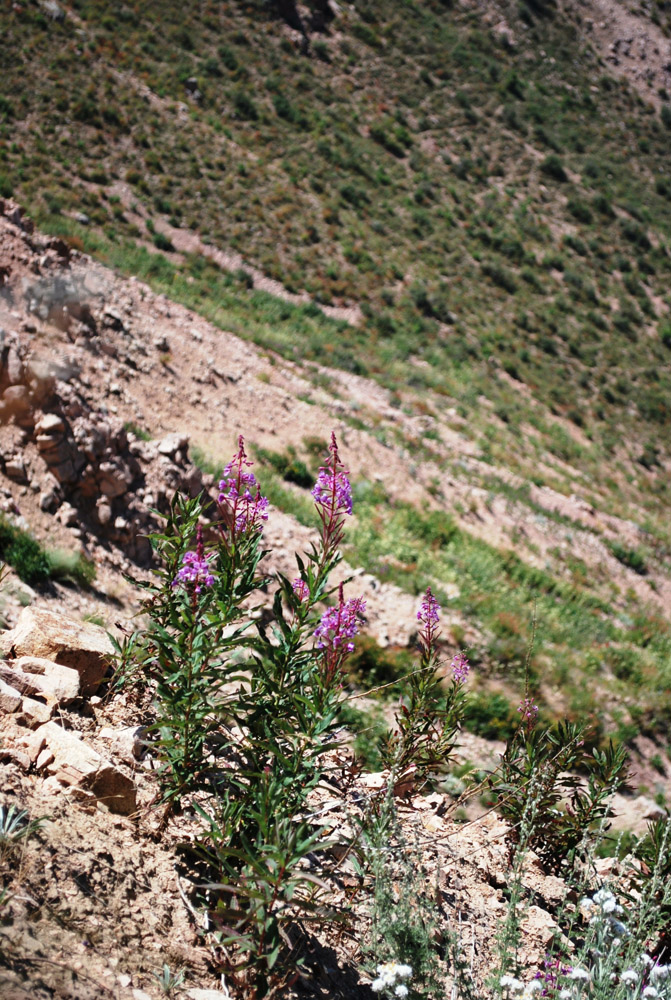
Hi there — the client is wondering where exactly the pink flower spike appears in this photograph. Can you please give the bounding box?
[312,432,353,517]
[173,525,215,593]
[518,697,538,725]
[292,578,309,602]
[451,652,470,685]
[218,435,269,538]
[314,594,366,652]
[417,586,441,655]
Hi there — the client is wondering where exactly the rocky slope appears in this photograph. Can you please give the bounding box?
[1,179,671,997]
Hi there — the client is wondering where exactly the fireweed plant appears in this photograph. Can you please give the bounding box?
[120,433,375,995]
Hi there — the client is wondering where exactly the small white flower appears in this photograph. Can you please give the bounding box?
[642,954,654,968]
[522,982,544,997]
[594,888,616,906]
[500,975,524,992]
[621,969,638,986]
[569,968,590,981]
[559,991,572,1000]
[394,988,409,999]
[651,965,670,982]
[396,965,413,980]
[371,980,385,993]
[643,988,659,998]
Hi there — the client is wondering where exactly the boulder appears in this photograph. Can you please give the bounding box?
[0,607,115,695]
[36,721,136,814]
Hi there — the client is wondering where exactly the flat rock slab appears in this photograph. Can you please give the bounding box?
[0,656,80,704]
[0,606,115,696]
[37,721,136,815]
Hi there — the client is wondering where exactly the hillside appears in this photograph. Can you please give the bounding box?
[4,0,671,739]
[1,0,671,996]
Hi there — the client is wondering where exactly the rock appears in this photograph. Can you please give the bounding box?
[20,696,54,725]
[37,721,136,814]
[39,487,61,512]
[157,432,189,457]
[5,346,24,385]
[14,730,46,763]
[0,677,22,713]
[36,747,55,770]
[74,212,90,226]
[0,747,32,770]
[0,656,80,704]
[35,412,65,435]
[103,306,125,331]
[4,458,27,482]
[0,606,115,696]
[97,460,131,498]
[55,502,79,527]
[99,725,146,762]
[1,384,33,423]
[96,499,113,525]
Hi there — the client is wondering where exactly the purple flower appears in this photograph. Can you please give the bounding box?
[417,588,440,628]
[218,435,269,537]
[312,432,352,517]
[518,697,538,724]
[173,525,215,593]
[292,578,309,602]
[451,652,469,685]
[314,594,366,653]
[417,586,440,656]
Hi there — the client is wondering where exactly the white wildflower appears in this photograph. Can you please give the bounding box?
[621,969,638,986]
[394,988,409,998]
[371,980,385,993]
[643,988,659,998]
[559,992,572,1000]
[500,975,524,992]
[396,965,413,979]
[522,982,544,997]
[569,968,590,981]
[651,965,670,982]
[593,888,618,914]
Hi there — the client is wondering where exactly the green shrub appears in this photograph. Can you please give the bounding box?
[255,446,313,489]
[153,231,174,252]
[0,517,50,585]
[608,541,647,574]
[540,155,568,182]
[233,91,258,120]
[567,198,593,224]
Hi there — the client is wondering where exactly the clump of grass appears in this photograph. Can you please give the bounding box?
[608,540,647,575]
[46,549,97,589]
